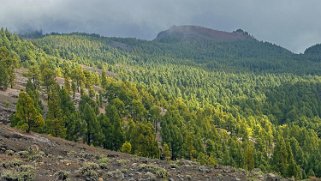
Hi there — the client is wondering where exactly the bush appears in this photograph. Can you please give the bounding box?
[80,162,99,180]
[2,158,22,168]
[0,164,35,181]
[138,164,168,178]
[120,141,132,153]
[55,170,69,180]
[98,157,109,169]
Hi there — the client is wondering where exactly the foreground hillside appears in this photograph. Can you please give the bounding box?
[0,123,282,181]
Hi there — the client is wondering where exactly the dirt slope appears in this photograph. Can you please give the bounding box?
[0,124,287,181]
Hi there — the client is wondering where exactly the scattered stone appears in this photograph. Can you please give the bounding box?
[199,166,210,173]
[56,170,69,180]
[145,172,156,181]
[15,150,29,158]
[107,169,124,179]
[4,149,14,156]
[28,144,40,154]
[185,175,192,181]
[265,173,281,181]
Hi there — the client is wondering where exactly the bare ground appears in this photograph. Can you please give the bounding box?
[0,124,264,181]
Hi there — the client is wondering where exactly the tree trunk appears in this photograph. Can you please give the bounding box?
[27,120,31,133]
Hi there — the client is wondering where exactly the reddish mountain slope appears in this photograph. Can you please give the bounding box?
[155,25,253,42]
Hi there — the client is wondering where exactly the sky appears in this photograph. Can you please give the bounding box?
[0,0,320,53]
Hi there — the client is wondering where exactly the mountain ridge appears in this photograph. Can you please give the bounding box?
[155,25,254,43]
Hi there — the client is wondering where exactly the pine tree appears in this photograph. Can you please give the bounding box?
[244,140,255,171]
[128,121,159,158]
[83,103,104,146]
[106,105,124,150]
[40,61,56,94]
[26,79,43,113]
[101,70,107,88]
[272,134,288,175]
[46,84,66,138]
[14,91,44,133]
[0,46,18,89]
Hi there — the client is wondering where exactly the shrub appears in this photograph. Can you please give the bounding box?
[138,164,168,178]
[98,157,109,169]
[120,141,132,153]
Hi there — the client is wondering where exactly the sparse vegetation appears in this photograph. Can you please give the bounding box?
[138,164,169,178]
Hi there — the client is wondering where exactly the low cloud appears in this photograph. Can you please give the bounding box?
[1,0,321,53]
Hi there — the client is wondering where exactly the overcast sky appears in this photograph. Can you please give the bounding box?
[0,0,320,53]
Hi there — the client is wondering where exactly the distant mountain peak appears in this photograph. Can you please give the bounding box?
[155,25,254,42]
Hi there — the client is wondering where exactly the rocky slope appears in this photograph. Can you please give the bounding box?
[0,124,287,181]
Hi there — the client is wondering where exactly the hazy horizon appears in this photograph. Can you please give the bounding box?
[1,0,321,53]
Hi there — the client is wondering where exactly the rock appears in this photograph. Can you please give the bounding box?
[28,144,40,154]
[250,168,264,180]
[198,166,210,173]
[56,170,69,180]
[145,172,156,181]
[5,149,14,156]
[265,173,281,181]
[15,150,29,158]
[107,169,124,179]
[177,174,184,181]
[0,146,7,153]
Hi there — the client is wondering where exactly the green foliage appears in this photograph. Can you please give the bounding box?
[13,91,44,133]
[3,28,321,178]
[138,164,168,178]
[126,121,159,158]
[120,141,132,153]
[0,46,19,89]
[82,102,104,146]
[45,84,66,138]
[163,143,171,161]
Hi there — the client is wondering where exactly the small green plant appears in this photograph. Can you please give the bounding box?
[138,164,168,178]
[0,164,35,181]
[116,159,129,166]
[82,170,98,179]
[98,157,109,169]
[120,141,132,153]
[80,162,99,180]
[81,162,99,172]
[2,158,22,168]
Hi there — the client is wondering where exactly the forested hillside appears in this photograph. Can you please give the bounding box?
[1,26,321,179]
